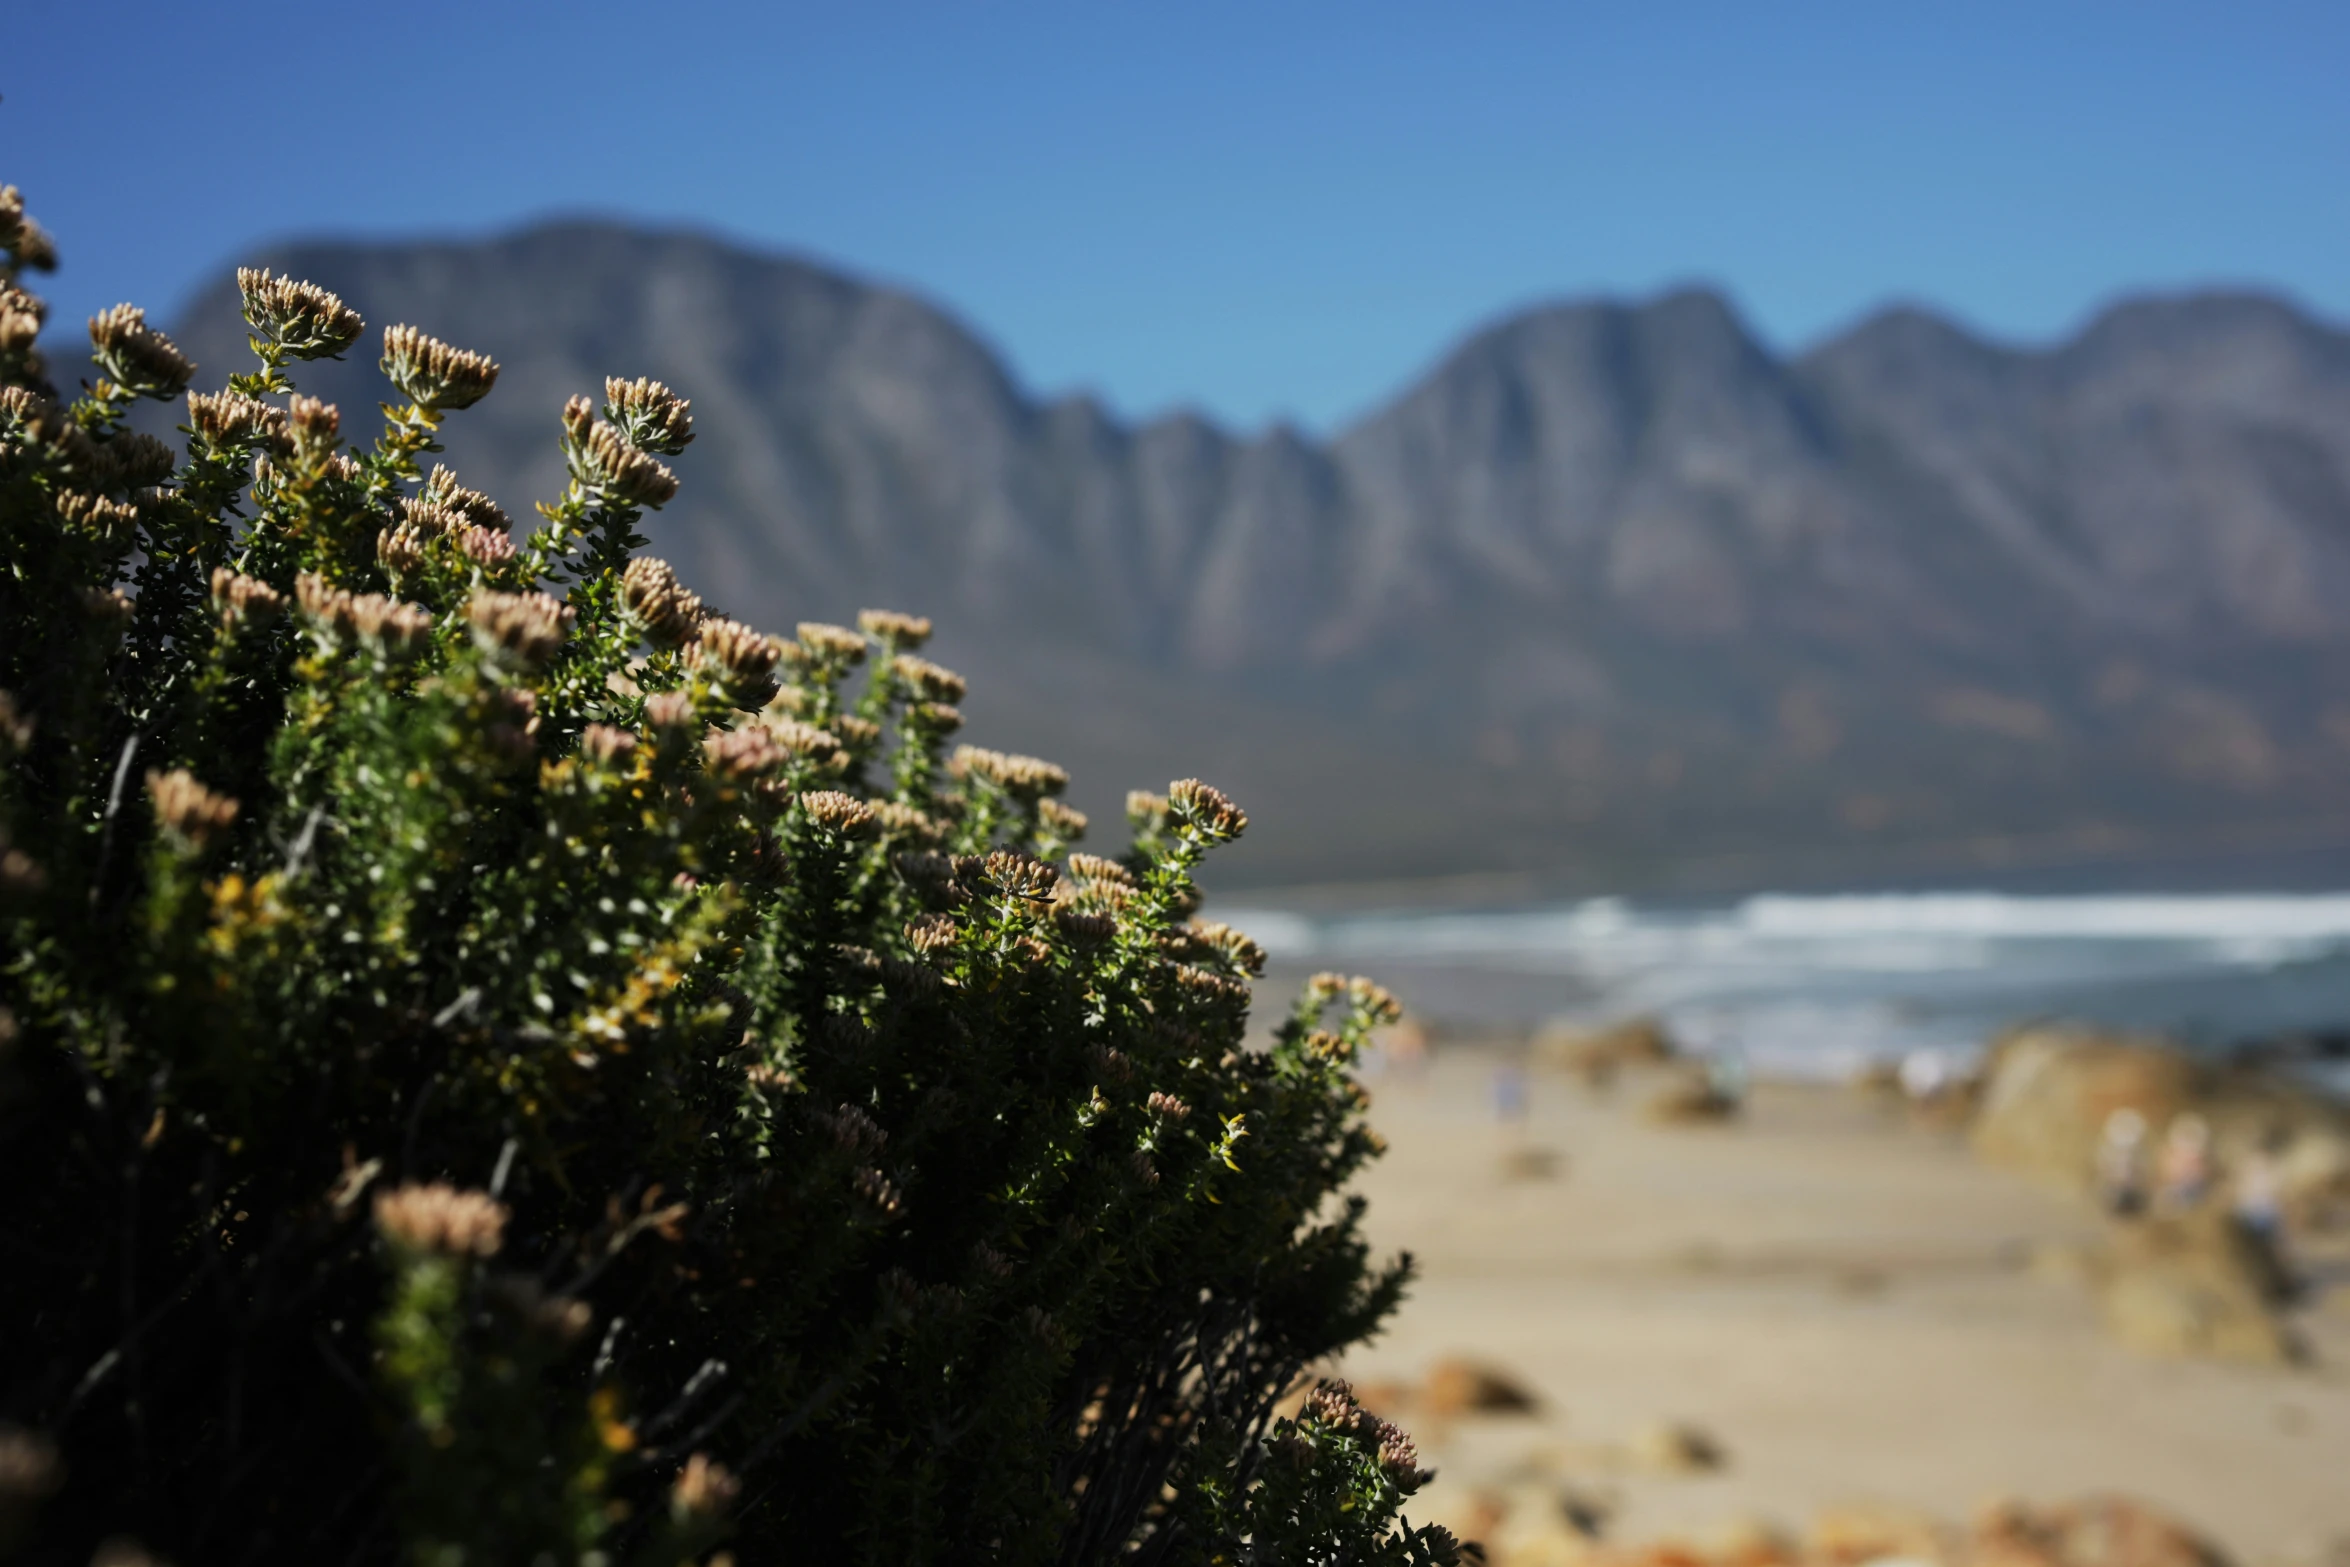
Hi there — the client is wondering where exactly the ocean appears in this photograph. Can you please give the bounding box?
[1220,892,2350,1087]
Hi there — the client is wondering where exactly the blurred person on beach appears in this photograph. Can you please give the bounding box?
[2095,1108,2149,1217]
[1899,1047,1950,1103]
[2232,1131,2286,1242]
[1707,1049,1748,1112]
[1380,1016,1429,1087]
[1493,1058,1528,1129]
[2156,1113,2215,1212]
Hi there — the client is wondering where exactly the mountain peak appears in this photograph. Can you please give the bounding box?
[154,226,2350,886]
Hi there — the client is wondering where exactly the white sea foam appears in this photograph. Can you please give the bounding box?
[1215,892,2350,1077]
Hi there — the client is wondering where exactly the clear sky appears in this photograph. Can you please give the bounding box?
[9,2,2347,431]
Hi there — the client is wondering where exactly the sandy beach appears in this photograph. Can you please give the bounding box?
[1330,1049,2350,1566]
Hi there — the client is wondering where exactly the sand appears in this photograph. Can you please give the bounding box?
[1331,1049,2350,1565]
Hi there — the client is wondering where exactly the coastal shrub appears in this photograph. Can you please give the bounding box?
[0,182,1454,1566]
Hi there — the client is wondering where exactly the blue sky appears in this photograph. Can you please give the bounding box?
[10,2,2347,430]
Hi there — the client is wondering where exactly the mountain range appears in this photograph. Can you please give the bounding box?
[157,223,2350,893]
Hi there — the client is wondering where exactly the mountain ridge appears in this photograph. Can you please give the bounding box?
[152,221,2350,889]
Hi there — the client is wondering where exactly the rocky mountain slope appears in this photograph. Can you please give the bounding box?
[158,223,2350,890]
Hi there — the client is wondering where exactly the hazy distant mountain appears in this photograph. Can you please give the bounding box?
[160,224,2350,891]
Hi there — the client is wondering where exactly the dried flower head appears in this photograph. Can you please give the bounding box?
[823,1103,887,1155]
[286,394,339,453]
[1373,1419,1431,1491]
[893,653,966,704]
[0,304,40,362]
[487,1276,594,1344]
[571,419,679,508]
[1168,778,1247,842]
[1039,799,1088,841]
[0,847,46,898]
[294,571,350,633]
[89,304,195,398]
[702,724,786,781]
[145,769,238,852]
[762,717,844,764]
[852,1166,904,1216]
[1066,853,1135,887]
[871,800,946,844]
[604,376,695,455]
[12,221,55,274]
[618,556,704,646]
[1304,1379,1365,1432]
[372,1182,508,1258]
[0,384,54,430]
[391,498,465,540]
[1,186,58,272]
[1052,908,1117,946]
[1348,976,1404,1025]
[420,465,510,531]
[376,523,427,578]
[579,724,638,767]
[857,608,933,647]
[1173,964,1251,1010]
[466,590,572,671]
[0,1422,63,1511]
[951,746,1070,801]
[346,594,435,661]
[670,1453,739,1522]
[906,701,963,735]
[644,690,696,731]
[380,324,499,410]
[1146,1091,1192,1122]
[1126,790,1171,831]
[81,586,134,636]
[54,490,139,548]
[977,849,1060,902]
[186,389,289,454]
[796,622,868,665]
[1188,918,1269,978]
[691,618,784,709]
[103,430,177,487]
[800,789,877,837]
[209,568,284,629]
[451,524,516,569]
[0,690,32,754]
[237,268,365,360]
[905,913,960,955]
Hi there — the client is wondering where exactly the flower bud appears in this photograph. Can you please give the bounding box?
[237,268,364,361]
[145,768,238,853]
[380,324,499,410]
[570,419,678,508]
[465,590,571,672]
[951,746,1069,801]
[800,789,876,837]
[419,465,509,532]
[209,568,284,629]
[89,304,195,398]
[1168,778,1247,842]
[186,390,290,455]
[858,608,932,647]
[689,618,783,710]
[372,1182,507,1258]
[893,654,965,704]
[619,556,704,646]
[603,376,694,455]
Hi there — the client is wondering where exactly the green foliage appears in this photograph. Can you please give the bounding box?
[0,181,1457,1567]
